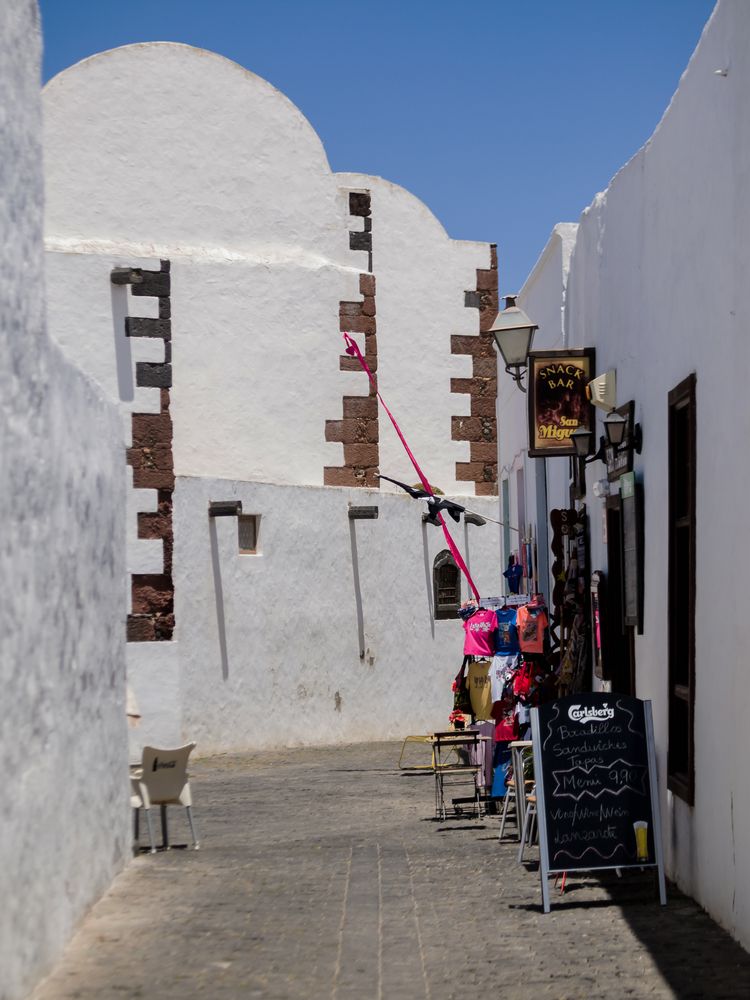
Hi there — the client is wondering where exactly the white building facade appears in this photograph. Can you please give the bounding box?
[42,42,506,755]
[0,3,129,998]
[498,0,750,952]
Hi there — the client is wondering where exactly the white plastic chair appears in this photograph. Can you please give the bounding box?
[130,743,199,853]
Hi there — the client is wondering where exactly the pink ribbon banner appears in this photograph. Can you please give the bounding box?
[342,332,480,602]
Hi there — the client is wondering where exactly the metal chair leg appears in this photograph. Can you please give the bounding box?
[518,802,535,863]
[144,808,157,854]
[186,806,200,850]
[133,808,140,843]
[498,789,513,840]
[160,803,170,850]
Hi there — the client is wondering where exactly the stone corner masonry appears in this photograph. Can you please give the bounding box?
[324,192,380,489]
[113,260,175,642]
[451,244,499,496]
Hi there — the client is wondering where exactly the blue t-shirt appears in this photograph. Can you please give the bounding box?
[495,608,520,654]
[503,563,523,594]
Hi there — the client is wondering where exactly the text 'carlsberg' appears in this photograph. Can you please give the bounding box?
[568,703,615,725]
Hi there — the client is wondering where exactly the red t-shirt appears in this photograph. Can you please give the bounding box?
[462,609,497,657]
[493,703,518,742]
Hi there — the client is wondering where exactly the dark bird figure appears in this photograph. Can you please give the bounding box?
[378,475,466,525]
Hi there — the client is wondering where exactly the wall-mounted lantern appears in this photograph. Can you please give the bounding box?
[488,295,539,393]
[604,409,642,453]
[571,426,606,463]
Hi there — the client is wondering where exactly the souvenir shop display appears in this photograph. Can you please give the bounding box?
[451,593,556,806]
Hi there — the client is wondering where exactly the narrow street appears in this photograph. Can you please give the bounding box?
[31,743,750,1000]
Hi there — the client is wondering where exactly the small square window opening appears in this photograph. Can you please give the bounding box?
[238,514,260,554]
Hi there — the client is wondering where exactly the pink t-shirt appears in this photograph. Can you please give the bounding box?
[462,609,497,657]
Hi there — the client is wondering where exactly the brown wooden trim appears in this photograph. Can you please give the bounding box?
[667,372,696,804]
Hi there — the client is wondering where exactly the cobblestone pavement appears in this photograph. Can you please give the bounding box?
[31,742,750,1000]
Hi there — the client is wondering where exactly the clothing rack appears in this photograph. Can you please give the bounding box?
[479,595,531,610]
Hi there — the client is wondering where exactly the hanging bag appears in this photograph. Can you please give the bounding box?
[452,656,473,714]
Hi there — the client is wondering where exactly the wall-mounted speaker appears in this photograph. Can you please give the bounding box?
[586,370,617,411]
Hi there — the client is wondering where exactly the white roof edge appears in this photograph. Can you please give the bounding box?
[575,2,720,226]
[518,222,579,299]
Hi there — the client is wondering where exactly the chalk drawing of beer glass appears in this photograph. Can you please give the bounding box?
[633,820,649,861]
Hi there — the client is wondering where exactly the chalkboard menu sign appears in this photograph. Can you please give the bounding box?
[531,692,666,912]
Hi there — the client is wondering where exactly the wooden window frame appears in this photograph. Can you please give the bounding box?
[667,373,696,805]
[433,549,461,620]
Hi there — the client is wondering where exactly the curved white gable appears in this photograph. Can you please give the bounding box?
[43,43,344,258]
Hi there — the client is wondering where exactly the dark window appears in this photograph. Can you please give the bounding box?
[434,549,460,620]
[238,514,260,554]
[667,374,696,804]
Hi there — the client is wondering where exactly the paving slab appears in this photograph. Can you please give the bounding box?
[29,742,750,1000]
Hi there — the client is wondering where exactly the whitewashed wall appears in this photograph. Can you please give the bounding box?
[506,0,750,952]
[43,43,363,487]
[0,3,128,998]
[42,43,502,756]
[337,173,493,496]
[175,479,501,752]
[566,0,750,948]
[43,45,493,492]
[498,225,578,597]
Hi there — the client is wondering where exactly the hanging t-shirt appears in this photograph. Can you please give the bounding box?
[516,604,549,655]
[503,562,523,594]
[495,608,520,654]
[493,702,518,742]
[466,659,493,720]
[462,609,497,657]
[490,653,520,704]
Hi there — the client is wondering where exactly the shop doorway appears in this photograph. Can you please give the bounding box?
[606,496,636,696]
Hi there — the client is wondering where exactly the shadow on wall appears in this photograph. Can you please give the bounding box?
[111,283,133,402]
[349,520,365,659]
[421,520,435,639]
[463,520,472,579]
[209,518,229,680]
[618,877,750,998]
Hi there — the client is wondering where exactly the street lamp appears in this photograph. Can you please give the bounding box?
[571,425,606,464]
[488,295,538,393]
[571,425,593,459]
[604,407,643,453]
[603,410,627,447]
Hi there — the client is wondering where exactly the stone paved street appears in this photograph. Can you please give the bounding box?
[31,743,750,1000]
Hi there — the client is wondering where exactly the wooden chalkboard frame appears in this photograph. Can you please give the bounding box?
[531,695,666,913]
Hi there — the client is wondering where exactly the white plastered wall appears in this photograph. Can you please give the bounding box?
[175,479,501,751]
[42,43,503,755]
[336,172,493,497]
[0,3,128,997]
[497,225,579,598]
[511,0,750,951]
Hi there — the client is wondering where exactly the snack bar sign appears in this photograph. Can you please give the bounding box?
[527,349,595,457]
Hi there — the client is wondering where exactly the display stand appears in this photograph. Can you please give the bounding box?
[531,693,667,913]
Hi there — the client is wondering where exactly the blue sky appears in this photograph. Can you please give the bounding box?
[39,0,715,293]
